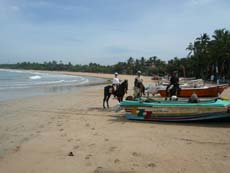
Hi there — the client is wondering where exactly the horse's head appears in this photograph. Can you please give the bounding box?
[123,80,128,91]
[119,80,128,94]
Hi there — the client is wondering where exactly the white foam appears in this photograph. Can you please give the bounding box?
[29,75,42,80]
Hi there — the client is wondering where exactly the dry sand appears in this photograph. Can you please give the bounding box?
[0,72,230,173]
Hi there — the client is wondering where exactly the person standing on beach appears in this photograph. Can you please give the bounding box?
[134,71,145,98]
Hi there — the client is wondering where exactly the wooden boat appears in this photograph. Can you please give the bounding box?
[120,98,230,122]
[158,84,229,97]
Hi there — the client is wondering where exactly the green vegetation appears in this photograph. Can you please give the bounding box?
[0,29,230,80]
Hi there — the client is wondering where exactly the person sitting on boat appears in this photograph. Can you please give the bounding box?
[112,72,120,95]
[134,71,145,98]
[188,92,199,103]
[165,71,180,100]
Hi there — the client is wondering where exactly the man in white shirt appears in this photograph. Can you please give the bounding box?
[134,71,145,98]
[112,72,120,95]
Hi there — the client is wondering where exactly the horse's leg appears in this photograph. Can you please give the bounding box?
[169,87,176,100]
[103,87,108,109]
[165,85,169,100]
[177,87,181,97]
[169,88,172,100]
[118,97,121,102]
[103,95,107,109]
[165,91,168,100]
[106,94,111,108]
[142,85,145,96]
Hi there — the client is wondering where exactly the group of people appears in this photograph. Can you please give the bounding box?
[112,70,145,98]
[112,70,181,99]
[111,71,199,102]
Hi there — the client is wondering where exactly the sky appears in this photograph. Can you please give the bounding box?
[0,0,229,65]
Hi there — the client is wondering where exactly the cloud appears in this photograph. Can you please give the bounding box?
[10,5,20,12]
[0,2,20,18]
[186,0,216,6]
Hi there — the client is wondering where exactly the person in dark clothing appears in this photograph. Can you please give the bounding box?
[165,72,180,100]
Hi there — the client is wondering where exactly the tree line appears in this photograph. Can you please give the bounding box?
[0,28,229,81]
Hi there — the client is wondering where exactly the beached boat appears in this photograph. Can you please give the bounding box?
[158,84,229,97]
[120,98,230,122]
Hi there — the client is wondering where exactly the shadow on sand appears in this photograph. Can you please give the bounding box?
[108,114,230,128]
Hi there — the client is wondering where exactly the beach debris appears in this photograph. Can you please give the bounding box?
[68,151,74,156]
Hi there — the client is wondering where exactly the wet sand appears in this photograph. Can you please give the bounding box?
[0,72,230,173]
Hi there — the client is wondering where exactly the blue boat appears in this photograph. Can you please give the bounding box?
[120,98,230,122]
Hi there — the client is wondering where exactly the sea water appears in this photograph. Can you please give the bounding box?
[0,69,106,101]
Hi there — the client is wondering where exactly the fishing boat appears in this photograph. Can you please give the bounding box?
[158,84,229,97]
[120,98,230,122]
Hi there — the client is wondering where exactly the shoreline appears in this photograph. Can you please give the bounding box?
[0,70,230,173]
[0,69,111,102]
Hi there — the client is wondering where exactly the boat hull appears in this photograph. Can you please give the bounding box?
[121,99,230,122]
[158,84,229,97]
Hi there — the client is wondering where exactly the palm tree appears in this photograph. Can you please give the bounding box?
[192,33,210,78]
[186,42,194,57]
[211,29,230,79]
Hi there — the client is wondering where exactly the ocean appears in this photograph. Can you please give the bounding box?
[0,69,107,101]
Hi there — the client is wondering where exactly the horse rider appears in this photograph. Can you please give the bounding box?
[134,71,144,98]
[165,71,180,100]
[112,72,120,95]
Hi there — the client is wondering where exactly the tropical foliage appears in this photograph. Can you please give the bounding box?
[0,28,229,80]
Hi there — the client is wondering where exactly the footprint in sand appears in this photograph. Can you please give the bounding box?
[85,123,90,127]
[85,154,92,160]
[104,138,109,142]
[67,138,73,142]
[147,163,156,168]
[59,128,64,132]
[73,145,79,150]
[85,162,92,167]
[114,158,120,164]
[60,133,67,137]
[109,146,117,152]
[13,146,20,152]
[39,125,45,128]
[94,166,103,173]
[88,143,96,147]
[23,137,29,142]
[132,152,141,157]
[133,163,139,167]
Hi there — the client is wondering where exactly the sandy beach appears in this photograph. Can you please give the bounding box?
[0,72,230,173]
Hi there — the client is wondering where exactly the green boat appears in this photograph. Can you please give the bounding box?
[119,98,230,122]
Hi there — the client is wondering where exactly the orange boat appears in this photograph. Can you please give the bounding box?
[158,84,229,97]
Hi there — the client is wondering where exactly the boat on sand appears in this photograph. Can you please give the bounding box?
[120,98,230,122]
[158,84,229,97]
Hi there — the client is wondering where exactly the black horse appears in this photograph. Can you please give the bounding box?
[136,82,145,98]
[165,84,181,100]
[103,80,128,109]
